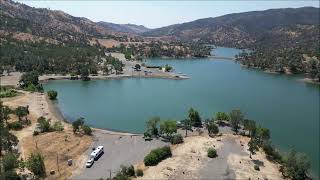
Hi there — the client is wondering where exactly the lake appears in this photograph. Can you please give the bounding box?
[44,47,319,177]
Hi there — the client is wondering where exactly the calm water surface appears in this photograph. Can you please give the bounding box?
[44,47,319,177]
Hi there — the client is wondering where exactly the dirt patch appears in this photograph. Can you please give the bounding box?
[21,129,92,180]
[139,135,222,179]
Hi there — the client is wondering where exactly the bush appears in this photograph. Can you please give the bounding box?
[171,134,183,144]
[82,125,92,135]
[144,146,172,166]
[52,121,64,131]
[37,116,51,133]
[262,143,282,162]
[3,152,19,171]
[0,89,18,98]
[126,165,135,177]
[47,90,58,100]
[254,165,260,171]
[8,121,23,130]
[215,112,230,121]
[136,169,143,177]
[207,148,217,158]
[27,153,46,177]
[33,131,39,136]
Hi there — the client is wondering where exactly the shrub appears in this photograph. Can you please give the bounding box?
[0,89,18,98]
[171,134,183,144]
[3,152,19,171]
[215,112,230,121]
[33,131,39,136]
[47,90,58,100]
[254,165,260,171]
[8,121,23,130]
[207,148,217,158]
[27,153,46,177]
[72,118,84,133]
[144,146,172,166]
[52,121,64,131]
[126,165,135,177]
[82,125,92,135]
[37,116,51,133]
[136,169,143,177]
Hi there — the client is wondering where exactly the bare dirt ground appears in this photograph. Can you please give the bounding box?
[138,134,283,180]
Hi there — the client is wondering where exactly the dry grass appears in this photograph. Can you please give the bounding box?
[21,128,92,180]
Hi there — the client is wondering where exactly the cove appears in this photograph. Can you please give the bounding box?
[44,47,319,177]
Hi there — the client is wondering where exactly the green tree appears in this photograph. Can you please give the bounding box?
[72,117,85,133]
[19,71,39,88]
[82,125,92,135]
[3,152,19,171]
[206,119,219,135]
[181,119,192,137]
[159,120,177,139]
[27,153,46,177]
[146,116,160,137]
[15,106,29,122]
[281,150,310,180]
[37,117,51,133]
[256,126,270,145]
[229,109,244,133]
[243,119,256,137]
[80,67,90,81]
[215,112,229,121]
[248,137,259,158]
[188,108,202,127]
[47,90,58,100]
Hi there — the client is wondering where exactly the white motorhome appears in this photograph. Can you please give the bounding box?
[90,146,104,160]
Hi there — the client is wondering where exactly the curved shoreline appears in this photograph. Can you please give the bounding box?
[46,94,142,136]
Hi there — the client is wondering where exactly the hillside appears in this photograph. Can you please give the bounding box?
[143,7,319,49]
[97,21,150,34]
[0,0,134,44]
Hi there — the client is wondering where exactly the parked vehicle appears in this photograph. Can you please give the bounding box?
[90,146,104,160]
[86,158,94,168]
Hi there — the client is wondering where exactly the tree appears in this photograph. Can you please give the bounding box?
[146,116,160,137]
[248,137,259,158]
[47,90,58,100]
[256,126,270,145]
[80,67,90,81]
[181,118,192,137]
[135,64,141,70]
[82,125,92,135]
[37,117,51,133]
[15,106,29,122]
[159,120,177,139]
[188,108,202,127]
[19,71,39,87]
[243,119,256,137]
[281,150,310,180]
[3,152,19,171]
[206,119,219,135]
[229,109,244,133]
[72,118,85,133]
[215,112,229,121]
[27,153,46,177]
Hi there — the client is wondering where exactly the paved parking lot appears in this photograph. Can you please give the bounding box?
[73,131,167,179]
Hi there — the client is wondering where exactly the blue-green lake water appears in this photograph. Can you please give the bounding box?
[44,47,319,177]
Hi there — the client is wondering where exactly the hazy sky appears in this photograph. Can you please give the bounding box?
[17,1,319,28]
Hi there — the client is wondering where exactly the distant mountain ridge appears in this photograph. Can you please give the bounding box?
[97,21,150,34]
[142,7,319,49]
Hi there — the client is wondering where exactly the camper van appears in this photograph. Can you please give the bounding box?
[90,146,104,160]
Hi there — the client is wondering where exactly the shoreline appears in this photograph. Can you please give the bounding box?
[240,64,320,85]
[46,93,143,136]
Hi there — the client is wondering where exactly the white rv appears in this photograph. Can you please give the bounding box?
[90,146,104,160]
